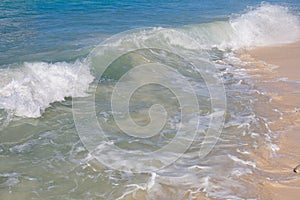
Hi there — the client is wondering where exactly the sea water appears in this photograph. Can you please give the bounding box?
[1,1,300,199]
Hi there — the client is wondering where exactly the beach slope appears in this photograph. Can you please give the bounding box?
[248,41,300,200]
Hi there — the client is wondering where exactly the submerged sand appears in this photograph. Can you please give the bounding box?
[247,41,300,200]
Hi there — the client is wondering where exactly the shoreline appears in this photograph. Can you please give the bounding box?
[247,41,300,199]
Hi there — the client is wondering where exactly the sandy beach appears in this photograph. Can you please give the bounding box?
[247,41,300,200]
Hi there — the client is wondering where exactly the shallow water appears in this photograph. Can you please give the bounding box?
[1,1,300,199]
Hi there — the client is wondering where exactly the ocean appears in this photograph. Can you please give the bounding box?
[1,0,300,199]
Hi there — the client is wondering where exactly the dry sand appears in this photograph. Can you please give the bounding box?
[247,41,300,200]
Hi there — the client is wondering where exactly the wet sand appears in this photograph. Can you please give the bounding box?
[249,41,300,80]
[248,41,300,200]
[118,42,300,200]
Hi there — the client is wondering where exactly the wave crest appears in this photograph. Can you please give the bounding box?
[0,61,94,118]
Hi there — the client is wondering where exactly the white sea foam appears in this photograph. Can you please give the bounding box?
[188,4,300,50]
[0,61,94,118]
[230,3,300,48]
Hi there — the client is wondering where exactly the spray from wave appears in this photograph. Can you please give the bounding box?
[0,61,94,118]
[230,3,300,48]
[180,3,300,49]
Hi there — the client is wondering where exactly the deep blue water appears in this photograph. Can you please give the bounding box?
[1,0,299,65]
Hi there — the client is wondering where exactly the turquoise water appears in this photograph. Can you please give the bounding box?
[1,1,300,199]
